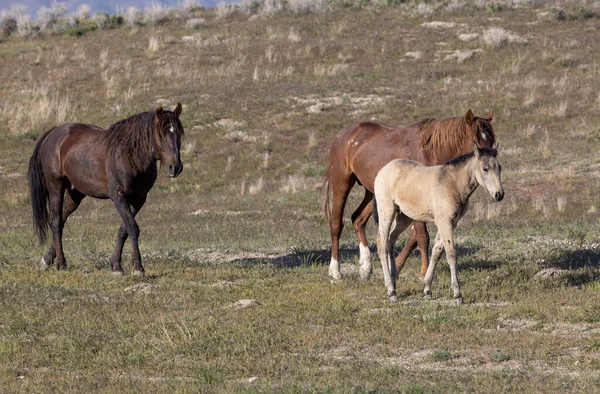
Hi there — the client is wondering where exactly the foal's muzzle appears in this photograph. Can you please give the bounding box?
[494,190,504,202]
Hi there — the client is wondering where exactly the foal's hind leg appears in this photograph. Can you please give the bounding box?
[110,197,146,275]
[41,188,84,270]
[352,190,374,280]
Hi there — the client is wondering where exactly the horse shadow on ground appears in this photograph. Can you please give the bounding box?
[229,243,504,272]
[537,248,600,286]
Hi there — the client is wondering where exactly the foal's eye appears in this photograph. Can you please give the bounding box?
[482,167,489,173]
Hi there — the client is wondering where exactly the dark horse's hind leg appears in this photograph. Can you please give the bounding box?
[41,188,85,270]
[44,181,69,270]
[111,194,146,275]
[395,221,430,280]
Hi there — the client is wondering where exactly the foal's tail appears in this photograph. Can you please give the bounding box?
[28,128,54,244]
[321,166,332,222]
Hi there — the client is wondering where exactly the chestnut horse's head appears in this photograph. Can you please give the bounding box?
[465,109,495,149]
[154,103,184,178]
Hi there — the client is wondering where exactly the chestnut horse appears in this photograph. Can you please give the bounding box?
[322,110,496,280]
[374,146,504,303]
[28,104,184,275]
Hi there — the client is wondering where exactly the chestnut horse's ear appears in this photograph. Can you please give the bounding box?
[465,109,474,126]
[156,105,164,117]
[174,103,182,118]
[487,109,494,121]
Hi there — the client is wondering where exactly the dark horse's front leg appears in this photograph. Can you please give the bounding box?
[111,191,146,276]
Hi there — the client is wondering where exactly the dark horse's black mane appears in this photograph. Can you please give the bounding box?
[103,110,183,172]
[444,147,498,167]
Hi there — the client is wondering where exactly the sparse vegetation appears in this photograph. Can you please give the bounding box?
[1,0,600,392]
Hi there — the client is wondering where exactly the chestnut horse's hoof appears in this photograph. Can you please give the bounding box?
[358,267,371,281]
[328,267,342,280]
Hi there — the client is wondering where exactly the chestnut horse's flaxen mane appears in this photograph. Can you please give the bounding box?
[417,116,495,156]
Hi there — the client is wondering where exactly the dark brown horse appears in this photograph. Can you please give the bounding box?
[322,110,496,280]
[28,104,184,275]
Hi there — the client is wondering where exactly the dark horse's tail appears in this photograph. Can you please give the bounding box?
[321,166,332,222]
[28,128,54,244]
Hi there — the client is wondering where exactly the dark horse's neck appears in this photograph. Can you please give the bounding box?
[103,111,157,174]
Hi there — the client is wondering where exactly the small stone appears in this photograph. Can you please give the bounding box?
[230,299,261,309]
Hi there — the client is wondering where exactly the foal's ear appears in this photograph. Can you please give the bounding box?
[174,103,183,118]
[473,143,480,157]
[156,105,164,117]
[487,109,494,121]
[465,109,474,126]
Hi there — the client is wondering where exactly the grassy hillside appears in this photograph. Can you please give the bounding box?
[1,1,600,391]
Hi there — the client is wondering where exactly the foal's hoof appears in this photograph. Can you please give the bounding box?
[132,270,145,277]
[423,294,432,301]
[389,294,398,303]
[454,297,464,306]
[40,257,50,271]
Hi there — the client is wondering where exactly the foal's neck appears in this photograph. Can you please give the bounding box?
[451,158,480,203]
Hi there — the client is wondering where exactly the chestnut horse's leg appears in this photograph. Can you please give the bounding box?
[46,182,68,270]
[41,188,85,270]
[352,191,374,280]
[110,197,146,275]
[394,222,430,280]
[328,172,356,280]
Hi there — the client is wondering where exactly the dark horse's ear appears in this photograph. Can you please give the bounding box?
[487,109,494,121]
[465,109,474,126]
[174,103,183,118]
[156,105,164,117]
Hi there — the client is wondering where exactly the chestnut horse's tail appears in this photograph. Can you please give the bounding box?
[321,166,332,222]
[372,194,379,225]
[28,127,54,244]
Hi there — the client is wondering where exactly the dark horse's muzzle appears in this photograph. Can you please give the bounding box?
[168,162,183,178]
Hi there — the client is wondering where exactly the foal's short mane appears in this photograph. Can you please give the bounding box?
[103,110,183,172]
[444,147,498,167]
[417,116,496,156]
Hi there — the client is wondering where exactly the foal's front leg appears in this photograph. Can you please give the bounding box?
[431,220,462,304]
[112,190,145,276]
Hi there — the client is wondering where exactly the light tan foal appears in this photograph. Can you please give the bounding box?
[373,146,503,304]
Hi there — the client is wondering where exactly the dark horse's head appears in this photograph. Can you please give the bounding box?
[154,103,184,177]
[465,109,495,149]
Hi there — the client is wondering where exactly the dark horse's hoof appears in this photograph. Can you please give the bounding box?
[112,270,125,276]
[132,270,145,277]
[40,257,50,271]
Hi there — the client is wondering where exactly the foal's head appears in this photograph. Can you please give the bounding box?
[465,109,495,149]
[473,146,504,202]
[154,103,184,178]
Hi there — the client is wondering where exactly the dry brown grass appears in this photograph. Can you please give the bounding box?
[1,2,600,392]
